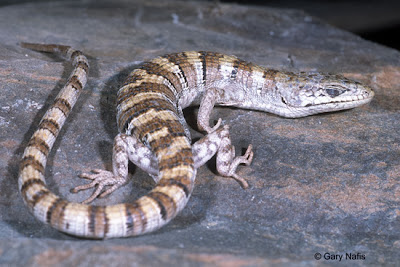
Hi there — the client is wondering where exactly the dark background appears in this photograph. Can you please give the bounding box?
[1,0,400,50]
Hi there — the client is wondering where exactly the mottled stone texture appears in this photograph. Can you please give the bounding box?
[1,0,399,266]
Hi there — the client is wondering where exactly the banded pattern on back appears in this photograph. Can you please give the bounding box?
[116,52,202,228]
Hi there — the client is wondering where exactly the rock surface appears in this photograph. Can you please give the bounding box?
[1,0,400,265]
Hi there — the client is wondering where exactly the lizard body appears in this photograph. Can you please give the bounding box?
[19,43,374,239]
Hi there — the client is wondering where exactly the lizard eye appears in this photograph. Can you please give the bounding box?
[326,88,344,97]
[281,97,288,105]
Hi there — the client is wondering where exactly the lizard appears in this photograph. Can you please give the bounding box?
[18,43,374,239]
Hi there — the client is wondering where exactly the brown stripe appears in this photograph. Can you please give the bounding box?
[162,53,189,89]
[118,99,177,134]
[125,204,134,233]
[51,200,68,228]
[88,206,108,237]
[198,51,207,85]
[46,198,63,224]
[147,191,177,221]
[148,126,186,139]
[146,123,186,144]
[125,202,147,234]
[200,51,225,81]
[182,51,204,89]
[39,118,60,136]
[20,178,46,195]
[20,155,45,174]
[68,75,83,91]
[157,178,191,197]
[76,61,89,73]
[119,93,176,115]
[159,162,192,172]
[27,136,50,157]
[135,118,186,146]
[235,58,255,75]
[263,69,280,79]
[158,148,193,171]
[148,132,187,153]
[119,108,176,136]
[140,62,179,93]
[123,72,142,85]
[88,205,96,234]
[46,198,69,229]
[53,98,72,117]
[103,207,109,236]
[70,50,83,59]
[30,189,50,209]
[118,82,176,107]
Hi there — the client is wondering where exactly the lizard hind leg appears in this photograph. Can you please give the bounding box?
[71,133,158,204]
[192,125,253,189]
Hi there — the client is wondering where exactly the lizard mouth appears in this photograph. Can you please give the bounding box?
[303,89,374,108]
[283,90,374,118]
[302,96,374,115]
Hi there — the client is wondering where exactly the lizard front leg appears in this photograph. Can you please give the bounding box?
[197,87,223,133]
[196,86,253,187]
[192,125,253,188]
[72,133,158,204]
[197,86,240,133]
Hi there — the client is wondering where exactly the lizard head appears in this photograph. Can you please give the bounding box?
[275,72,374,118]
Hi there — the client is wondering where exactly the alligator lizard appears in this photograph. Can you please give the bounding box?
[19,43,374,239]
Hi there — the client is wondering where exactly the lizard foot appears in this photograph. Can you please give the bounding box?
[71,169,126,204]
[223,144,253,189]
[193,125,254,189]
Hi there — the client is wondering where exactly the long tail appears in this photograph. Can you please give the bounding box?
[19,43,195,238]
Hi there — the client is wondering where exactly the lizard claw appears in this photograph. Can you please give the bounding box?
[71,169,126,204]
[208,118,222,133]
[241,144,254,166]
[198,117,223,134]
[226,144,253,189]
[231,173,249,189]
[216,143,253,189]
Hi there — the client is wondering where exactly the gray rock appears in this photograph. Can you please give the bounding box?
[1,0,399,265]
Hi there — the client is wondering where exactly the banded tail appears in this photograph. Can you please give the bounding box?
[19,43,195,238]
